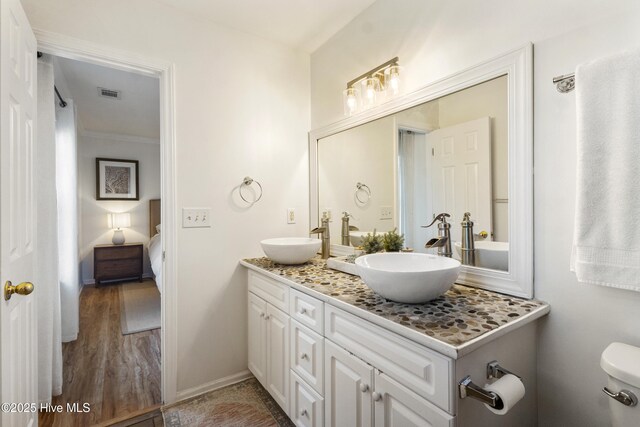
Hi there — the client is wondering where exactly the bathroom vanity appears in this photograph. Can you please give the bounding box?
[241,257,549,427]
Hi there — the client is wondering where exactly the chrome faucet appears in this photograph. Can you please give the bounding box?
[341,212,358,246]
[311,215,331,259]
[423,213,452,257]
[460,212,476,266]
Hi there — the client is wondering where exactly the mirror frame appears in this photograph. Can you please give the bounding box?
[309,44,533,298]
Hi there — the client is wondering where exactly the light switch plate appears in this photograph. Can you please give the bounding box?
[182,208,211,228]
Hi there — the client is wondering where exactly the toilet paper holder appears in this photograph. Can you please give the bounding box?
[459,360,521,408]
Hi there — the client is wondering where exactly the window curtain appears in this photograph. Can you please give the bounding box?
[36,54,63,402]
[55,95,80,343]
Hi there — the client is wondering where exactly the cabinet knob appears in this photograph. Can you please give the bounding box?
[359,383,369,393]
[372,391,383,402]
[299,307,307,315]
[300,409,308,417]
[300,353,309,360]
[264,314,271,320]
[260,312,265,318]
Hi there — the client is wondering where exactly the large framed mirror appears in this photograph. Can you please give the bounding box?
[309,45,532,298]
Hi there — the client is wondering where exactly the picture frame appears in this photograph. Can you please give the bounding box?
[96,158,140,200]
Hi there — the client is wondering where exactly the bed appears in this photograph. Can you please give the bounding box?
[148,199,162,292]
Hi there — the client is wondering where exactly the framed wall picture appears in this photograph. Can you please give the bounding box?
[96,158,140,200]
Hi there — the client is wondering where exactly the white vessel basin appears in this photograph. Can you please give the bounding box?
[355,253,461,303]
[260,237,322,265]
[454,241,509,271]
[349,231,371,247]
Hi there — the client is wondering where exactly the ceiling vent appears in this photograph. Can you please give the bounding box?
[98,87,121,100]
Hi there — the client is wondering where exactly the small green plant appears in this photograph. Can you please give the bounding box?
[361,230,384,254]
[382,228,405,252]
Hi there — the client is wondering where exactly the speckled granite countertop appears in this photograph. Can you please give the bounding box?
[240,257,549,358]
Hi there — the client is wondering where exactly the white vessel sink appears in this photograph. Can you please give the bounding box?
[454,241,509,271]
[349,231,371,247]
[260,237,322,265]
[355,253,461,303]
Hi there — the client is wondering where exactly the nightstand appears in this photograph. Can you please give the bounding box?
[94,243,143,285]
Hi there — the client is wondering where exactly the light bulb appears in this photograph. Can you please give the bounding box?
[347,94,357,112]
[385,65,402,97]
[366,84,375,100]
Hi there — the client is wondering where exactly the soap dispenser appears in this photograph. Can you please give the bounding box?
[460,212,476,266]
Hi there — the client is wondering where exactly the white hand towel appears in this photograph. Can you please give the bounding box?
[570,49,640,292]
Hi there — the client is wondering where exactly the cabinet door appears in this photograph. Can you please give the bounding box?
[325,340,374,427]
[248,292,268,386]
[267,303,290,414]
[373,372,453,427]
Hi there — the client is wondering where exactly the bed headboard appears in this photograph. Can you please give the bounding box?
[149,199,161,237]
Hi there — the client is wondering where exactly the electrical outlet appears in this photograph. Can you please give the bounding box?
[287,208,296,224]
[380,206,393,220]
[182,208,211,228]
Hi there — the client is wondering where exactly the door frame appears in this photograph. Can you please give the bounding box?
[35,29,179,404]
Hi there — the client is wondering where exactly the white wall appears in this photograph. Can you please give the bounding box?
[310,1,640,426]
[21,0,310,396]
[77,133,160,284]
[318,116,396,242]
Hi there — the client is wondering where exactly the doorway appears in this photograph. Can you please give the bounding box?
[35,33,178,424]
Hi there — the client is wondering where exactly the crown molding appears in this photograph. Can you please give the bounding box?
[79,129,160,145]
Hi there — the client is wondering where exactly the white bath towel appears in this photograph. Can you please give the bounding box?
[570,49,640,292]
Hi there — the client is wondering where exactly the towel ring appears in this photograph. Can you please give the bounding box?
[355,182,371,204]
[240,176,263,203]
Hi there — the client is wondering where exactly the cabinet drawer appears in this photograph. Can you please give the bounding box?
[290,289,324,335]
[95,245,142,261]
[291,320,324,395]
[290,371,324,427]
[248,271,289,313]
[95,259,141,278]
[325,305,453,413]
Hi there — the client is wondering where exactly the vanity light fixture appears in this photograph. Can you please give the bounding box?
[343,57,402,116]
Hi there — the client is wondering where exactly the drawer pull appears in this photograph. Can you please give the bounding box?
[360,383,369,393]
[299,308,307,315]
[300,409,308,417]
[300,353,309,360]
[372,391,383,402]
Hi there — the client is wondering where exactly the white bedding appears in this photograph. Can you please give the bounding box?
[148,233,162,293]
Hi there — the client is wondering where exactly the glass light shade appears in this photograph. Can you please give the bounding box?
[384,65,403,96]
[361,77,381,109]
[108,212,131,229]
[342,87,360,116]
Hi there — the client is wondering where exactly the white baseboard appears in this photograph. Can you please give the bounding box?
[174,370,252,403]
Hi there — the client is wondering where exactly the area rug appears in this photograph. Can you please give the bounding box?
[162,378,293,427]
[120,281,161,335]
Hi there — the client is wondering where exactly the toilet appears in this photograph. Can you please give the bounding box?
[601,343,640,427]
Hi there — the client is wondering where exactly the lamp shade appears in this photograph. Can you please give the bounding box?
[108,212,131,229]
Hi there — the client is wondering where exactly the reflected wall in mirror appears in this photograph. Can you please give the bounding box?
[317,76,509,271]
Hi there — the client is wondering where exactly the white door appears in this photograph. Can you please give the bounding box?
[266,303,289,414]
[373,373,453,427]
[428,117,492,242]
[325,340,373,427]
[248,292,267,386]
[0,0,38,426]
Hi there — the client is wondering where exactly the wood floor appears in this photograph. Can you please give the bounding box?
[40,281,162,427]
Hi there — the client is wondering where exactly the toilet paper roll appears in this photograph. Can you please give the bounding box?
[483,374,525,415]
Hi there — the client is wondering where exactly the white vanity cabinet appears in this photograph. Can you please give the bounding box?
[248,271,290,413]
[324,320,453,427]
[245,265,545,427]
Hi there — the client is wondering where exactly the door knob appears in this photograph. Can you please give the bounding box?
[4,281,34,301]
